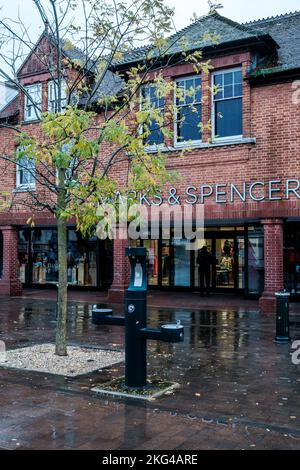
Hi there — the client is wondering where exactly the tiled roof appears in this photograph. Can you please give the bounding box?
[244,10,300,74]
[79,70,125,105]
[113,11,276,67]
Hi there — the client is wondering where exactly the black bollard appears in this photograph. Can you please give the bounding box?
[92,247,184,389]
[125,247,148,388]
[275,291,291,343]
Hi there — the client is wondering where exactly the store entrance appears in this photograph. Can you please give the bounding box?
[132,225,264,297]
[194,234,241,293]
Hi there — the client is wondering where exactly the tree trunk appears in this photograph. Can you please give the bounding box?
[55,175,68,356]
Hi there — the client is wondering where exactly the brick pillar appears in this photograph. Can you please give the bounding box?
[259,219,284,314]
[0,226,23,297]
[108,226,130,304]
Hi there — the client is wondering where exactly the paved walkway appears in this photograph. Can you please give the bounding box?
[0,296,300,449]
[19,287,300,313]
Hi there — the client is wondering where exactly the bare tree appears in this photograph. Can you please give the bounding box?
[0,0,214,356]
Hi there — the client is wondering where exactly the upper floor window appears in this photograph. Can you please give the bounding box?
[24,83,42,122]
[212,68,243,140]
[16,151,36,189]
[175,76,202,146]
[48,80,67,113]
[141,84,165,146]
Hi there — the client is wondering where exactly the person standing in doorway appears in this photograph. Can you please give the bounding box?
[197,246,213,297]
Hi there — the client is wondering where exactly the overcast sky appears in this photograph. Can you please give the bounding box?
[1,0,300,34]
[0,0,299,79]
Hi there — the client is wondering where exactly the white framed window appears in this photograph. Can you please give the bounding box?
[212,67,243,141]
[24,83,42,122]
[16,153,36,190]
[174,76,202,147]
[140,84,165,147]
[48,80,67,113]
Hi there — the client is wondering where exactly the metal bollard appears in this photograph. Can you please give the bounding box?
[275,291,291,343]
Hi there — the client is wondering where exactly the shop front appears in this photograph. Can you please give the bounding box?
[284,222,300,297]
[131,224,264,298]
[17,227,113,290]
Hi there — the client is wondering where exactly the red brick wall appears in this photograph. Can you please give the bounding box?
[0,226,22,296]
[1,55,300,223]
[1,50,300,304]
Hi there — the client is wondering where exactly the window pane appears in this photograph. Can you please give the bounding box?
[177,104,202,141]
[68,230,97,287]
[162,240,170,286]
[248,233,264,294]
[144,240,159,286]
[214,74,223,87]
[145,119,164,146]
[224,72,233,85]
[18,155,35,186]
[142,84,164,146]
[234,70,243,83]
[185,79,195,104]
[224,84,233,98]
[48,80,67,113]
[215,98,242,138]
[32,229,58,284]
[234,83,243,97]
[173,239,191,287]
[25,84,41,120]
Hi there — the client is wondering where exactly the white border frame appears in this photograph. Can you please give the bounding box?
[24,83,42,122]
[139,83,165,152]
[48,80,67,113]
[16,154,36,191]
[211,67,243,144]
[173,74,203,149]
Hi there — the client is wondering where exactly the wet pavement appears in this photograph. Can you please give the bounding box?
[0,297,300,450]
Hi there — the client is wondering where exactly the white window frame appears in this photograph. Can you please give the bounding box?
[139,83,165,150]
[48,80,67,113]
[211,67,243,143]
[24,83,42,122]
[174,75,202,148]
[16,153,36,190]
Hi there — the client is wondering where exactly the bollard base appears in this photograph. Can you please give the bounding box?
[91,377,180,401]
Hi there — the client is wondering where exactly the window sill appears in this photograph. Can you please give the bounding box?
[13,186,36,193]
[21,120,41,125]
[145,137,256,154]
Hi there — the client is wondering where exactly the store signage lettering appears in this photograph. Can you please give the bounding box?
[126,179,300,206]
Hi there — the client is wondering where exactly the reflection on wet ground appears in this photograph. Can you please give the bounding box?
[0,297,300,450]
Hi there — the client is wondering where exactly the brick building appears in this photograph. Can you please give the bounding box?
[0,10,300,312]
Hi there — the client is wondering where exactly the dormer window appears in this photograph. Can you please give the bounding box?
[48,80,67,113]
[24,83,42,122]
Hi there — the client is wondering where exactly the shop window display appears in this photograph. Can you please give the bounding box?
[18,228,98,287]
[67,230,97,287]
[143,240,159,286]
[215,239,235,288]
[247,227,264,295]
[32,229,58,284]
